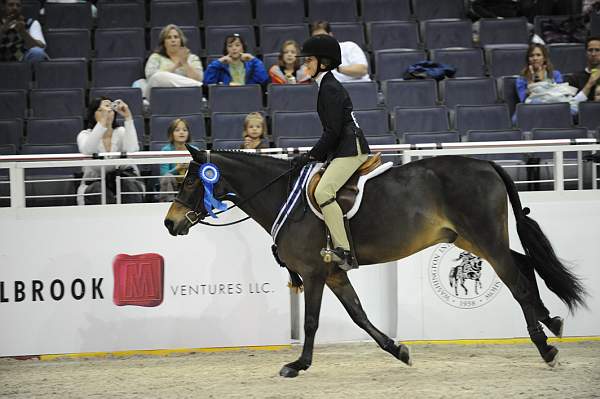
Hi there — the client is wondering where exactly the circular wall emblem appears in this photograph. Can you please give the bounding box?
[428,244,503,309]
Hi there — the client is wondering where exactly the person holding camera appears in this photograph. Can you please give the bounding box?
[0,0,48,62]
[77,97,144,205]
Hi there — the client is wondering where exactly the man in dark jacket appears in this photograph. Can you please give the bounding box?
[295,35,370,270]
[567,36,600,100]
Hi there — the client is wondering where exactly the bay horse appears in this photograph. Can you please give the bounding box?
[164,147,586,377]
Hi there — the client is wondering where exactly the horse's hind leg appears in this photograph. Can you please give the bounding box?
[325,270,412,366]
[280,274,326,378]
[511,250,564,337]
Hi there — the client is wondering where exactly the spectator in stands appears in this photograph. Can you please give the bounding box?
[516,43,563,103]
[268,40,310,84]
[241,112,268,149]
[0,0,48,63]
[310,20,370,83]
[203,33,269,86]
[141,24,203,99]
[77,97,144,205]
[159,118,192,202]
[567,37,600,101]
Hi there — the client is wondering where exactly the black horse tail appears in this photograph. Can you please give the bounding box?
[271,245,304,291]
[488,161,587,312]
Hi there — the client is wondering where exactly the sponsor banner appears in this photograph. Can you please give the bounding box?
[0,204,290,357]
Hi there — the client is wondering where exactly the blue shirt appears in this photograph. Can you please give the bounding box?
[515,70,563,103]
[203,57,269,86]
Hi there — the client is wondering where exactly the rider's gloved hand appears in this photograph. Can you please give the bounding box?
[291,153,312,169]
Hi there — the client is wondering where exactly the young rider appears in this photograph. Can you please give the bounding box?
[293,34,371,270]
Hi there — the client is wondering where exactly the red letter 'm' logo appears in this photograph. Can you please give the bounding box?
[113,253,164,307]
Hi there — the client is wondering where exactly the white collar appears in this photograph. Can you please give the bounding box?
[315,72,326,87]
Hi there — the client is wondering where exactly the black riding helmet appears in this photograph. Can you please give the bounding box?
[300,34,341,77]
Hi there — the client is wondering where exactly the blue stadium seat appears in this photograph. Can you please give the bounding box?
[0,90,26,118]
[259,24,310,57]
[113,115,145,142]
[308,0,357,22]
[261,52,280,71]
[531,128,588,159]
[267,83,318,113]
[403,131,460,144]
[479,18,529,47]
[25,175,78,207]
[30,88,85,118]
[498,76,520,116]
[368,21,420,51]
[256,0,305,24]
[149,140,206,152]
[383,79,438,109]
[205,25,256,55]
[211,112,259,140]
[89,87,144,117]
[411,0,465,20]
[276,136,320,148]
[212,139,268,150]
[150,1,199,27]
[353,109,389,136]
[486,46,528,78]
[533,15,571,38]
[578,102,600,132]
[548,44,587,75]
[0,119,23,148]
[208,85,263,114]
[45,29,91,59]
[515,103,572,132]
[203,0,252,26]
[440,77,498,109]
[330,22,365,49]
[91,58,144,88]
[26,117,83,145]
[421,19,472,49]
[393,106,449,138]
[272,111,322,139]
[374,49,426,81]
[150,87,204,116]
[44,2,92,29]
[35,59,87,89]
[0,62,30,90]
[592,13,600,36]
[150,26,202,55]
[455,104,511,137]
[20,143,78,155]
[361,0,411,22]
[342,82,379,109]
[149,113,206,142]
[97,1,146,28]
[430,48,485,78]
[94,28,146,60]
[465,129,524,159]
[0,143,16,155]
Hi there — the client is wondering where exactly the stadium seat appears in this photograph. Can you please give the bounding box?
[374,49,426,81]
[21,0,41,19]
[412,0,465,20]
[308,0,358,22]
[0,119,23,148]
[259,24,310,56]
[45,29,91,59]
[94,28,146,60]
[0,62,30,90]
[25,174,78,207]
[149,113,206,142]
[440,77,498,109]
[267,83,318,113]
[44,2,92,29]
[203,0,252,26]
[368,21,420,51]
[353,109,389,136]
[211,112,260,140]
[150,87,204,116]
[533,15,571,38]
[487,46,528,78]
[393,106,449,138]
[465,129,525,181]
[578,102,600,132]
[261,53,280,71]
[430,48,485,78]
[592,13,600,36]
[0,90,26,118]
[256,0,305,24]
[150,1,199,27]
[97,1,146,28]
[498,76,520,116]
[531,128,589,159]
[212,139,268,150]
[30,88,85,118]
[149,140,206,152]
[26,117,83,145]
[271,111,322,139]
[35,59,87,89]
[515,103,572,132]
[467,129,523,146]
[330,22,365,49]
[403,131,460,144]
[91,58,144,88]
[208,85,262,114]
[383,79,438,109]
[113,115,145,142]
[0,143,16,155]
[150,26,202,55]
[342,82,379,110]
[89,87,144,117]
[421,19,473,49]
[361,0,411,22]
[20,143,78,155]
[478,18,529,47]
[276,136,320,148]
[548,44,587,75]
[455,104,512,137]
[205,25,256,56]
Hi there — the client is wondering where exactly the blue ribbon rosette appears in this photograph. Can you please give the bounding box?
[199,163,228,218]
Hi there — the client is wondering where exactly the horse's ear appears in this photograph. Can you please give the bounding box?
[185,143,201,161]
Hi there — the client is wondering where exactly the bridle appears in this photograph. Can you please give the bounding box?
[174,160,298,227]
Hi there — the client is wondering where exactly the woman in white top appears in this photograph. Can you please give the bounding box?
[142,24,203,99]
[77,97,143,205]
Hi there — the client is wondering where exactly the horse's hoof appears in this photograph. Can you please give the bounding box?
[544,316,564,338]
[396,344,413,366]
[543,346,560,368]
[279,366,299,378]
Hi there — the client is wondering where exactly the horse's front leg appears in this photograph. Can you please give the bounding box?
[325,270,412,366]
[279,273,326,378]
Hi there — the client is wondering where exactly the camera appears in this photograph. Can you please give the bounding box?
[110,99,123,111]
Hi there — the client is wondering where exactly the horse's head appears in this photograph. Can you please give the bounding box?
[164,145,231,236]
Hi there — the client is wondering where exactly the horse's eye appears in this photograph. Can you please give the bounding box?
[185,175,196,186]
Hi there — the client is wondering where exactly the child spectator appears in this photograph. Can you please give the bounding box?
[159,118,191,202]
[241,112,268,149]
[268,40,310,84]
